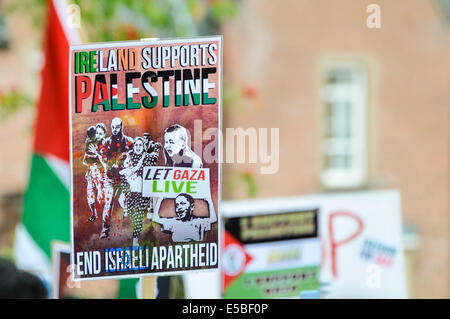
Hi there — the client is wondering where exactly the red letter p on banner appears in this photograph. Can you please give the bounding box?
[329,211,364,278]
[75,75,91,113]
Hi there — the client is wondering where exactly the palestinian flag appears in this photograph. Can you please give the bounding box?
[13,0,137,298]
[221,230,253,295]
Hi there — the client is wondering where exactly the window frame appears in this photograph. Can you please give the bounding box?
[320,61,369,189]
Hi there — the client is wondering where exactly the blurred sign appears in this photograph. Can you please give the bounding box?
[183,190,406,299]
[51,242,77,299]
[69,37,222,280]
[318,190,406,298]
[221,208,321,298]
[51,241,121,298]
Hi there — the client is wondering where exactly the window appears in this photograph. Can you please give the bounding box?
[321,62,368,189]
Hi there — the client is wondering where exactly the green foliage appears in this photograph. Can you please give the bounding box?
[2,0,240,118]
[6,0,240,41]
[223,79,243,110]
[4,0,46,30]
[70,0,239,41]
[240,170,259,197]
[227,170,259,198]
[210,0,239,23]
[0,89,33,122]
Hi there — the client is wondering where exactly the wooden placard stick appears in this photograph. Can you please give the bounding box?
[140,276,156,299]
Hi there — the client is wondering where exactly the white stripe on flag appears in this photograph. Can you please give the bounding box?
[45,154,70,189]
[14,154,68,288]
[53,0,82,45]
[13,224,52,283]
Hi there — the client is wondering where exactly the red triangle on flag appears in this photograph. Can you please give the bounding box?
[111,85,118,97]
[92,82,109,105]
[221,230,253,292]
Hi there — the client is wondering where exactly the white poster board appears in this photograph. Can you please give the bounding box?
[183,190,407,299]
[317,190,406,298]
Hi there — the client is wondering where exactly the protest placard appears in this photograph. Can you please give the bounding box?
[221,206,321,299]
[69,37,221,280]
[221,190,406,298]
[183,190,406,299]
[51,242,72,299]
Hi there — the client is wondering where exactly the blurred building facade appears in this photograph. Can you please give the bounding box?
[222,0,449,298]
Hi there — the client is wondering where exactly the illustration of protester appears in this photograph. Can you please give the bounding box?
[143,132,161,155]
[119,137,159,246]
[154,193,217,243]
[142,132,162,219]
[89,117,133,239]
[163,124,203,168]
[82,123,108,222]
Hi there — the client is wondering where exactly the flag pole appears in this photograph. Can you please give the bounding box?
[140,276,157,299]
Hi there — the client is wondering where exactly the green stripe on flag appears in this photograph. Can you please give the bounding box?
[23,153,139,298]
[118,278,138,299]
[23,153,70,258]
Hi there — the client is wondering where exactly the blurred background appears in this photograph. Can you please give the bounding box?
[0,0,448,298]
